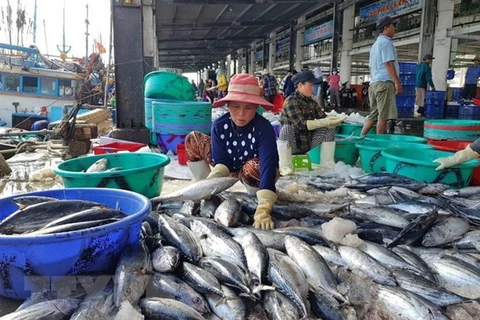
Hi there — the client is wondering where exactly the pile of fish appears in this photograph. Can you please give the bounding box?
[2,173,480,319]
[0,196,127,235]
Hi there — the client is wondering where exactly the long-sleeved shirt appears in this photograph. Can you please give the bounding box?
[465,65,480,85]
[263,75,277,97]
[283,75,295,97]
[280,91,326,154]
[326,74,340,90]
[211,113,278,192]
[416,62,434,89]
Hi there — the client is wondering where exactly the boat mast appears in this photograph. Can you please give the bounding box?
[33,0,37,43]
[56,0,71,61]
[85,4,89,66]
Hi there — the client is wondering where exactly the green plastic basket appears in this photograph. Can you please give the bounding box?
[144,71,196,100]
[424,119,480,141]
[381,148,480,187]
[307,135,362,165]
[356,140,433,173]
[365,134,427,144]
[54,153,170,198]
[336,123,376,137]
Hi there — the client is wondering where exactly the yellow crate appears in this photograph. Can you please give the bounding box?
[292,154,312,171]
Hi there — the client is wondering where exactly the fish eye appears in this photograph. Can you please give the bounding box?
[194,297,201,304]
[125,288,131,296]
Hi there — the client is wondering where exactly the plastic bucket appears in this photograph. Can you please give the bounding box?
[157,133,187,154]
[381,148,480,187]
[336,122,376,137]
[423,119,480,141]
[54,153,170,198]
[306,135,362,165]
[428,140,480,186]
[176,144,188,165]
[356,140,433,173]
[0,188,150,299]
[144,71,196,100]
[365,134,427,144]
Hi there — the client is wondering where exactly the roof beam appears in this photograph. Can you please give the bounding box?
[156,0,317,3]
[188,5,204,37]
[203,4,230,38]
[158,45,242,50]
[157,20,287,29]
[217,4,254,38]
[158,35,264,41]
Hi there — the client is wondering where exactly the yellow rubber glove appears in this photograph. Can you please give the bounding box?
[306,116,346,130]
[206,164,230,179]
[434,145,479,171]
[253,189,277,230]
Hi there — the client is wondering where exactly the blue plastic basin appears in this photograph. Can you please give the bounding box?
[0,188,150,300]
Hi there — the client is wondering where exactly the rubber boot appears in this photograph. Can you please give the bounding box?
[414,105,421,118]
[277,140,294,176]
[187,160,211,181]
[319,141,336,170]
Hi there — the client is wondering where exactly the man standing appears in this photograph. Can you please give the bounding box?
[463,56,480,101]
[262,68,278,103]
[415,54,435,117]
[283,70,297,98]
[326,69,340,108]
[360,16,402,135]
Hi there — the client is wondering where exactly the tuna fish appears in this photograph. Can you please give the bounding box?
[214,198,243,227]
[86,158,108,173]
[152,246,181,273]
[139,298,204,320]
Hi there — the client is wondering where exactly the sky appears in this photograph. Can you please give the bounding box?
[0,0,111,60]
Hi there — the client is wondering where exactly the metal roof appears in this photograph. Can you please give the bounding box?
[155,0,336,72]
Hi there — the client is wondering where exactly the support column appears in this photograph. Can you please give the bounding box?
[450,39,458,66]
[432,0,455,91]
[289,24,295,71]
[250,43,255,74]
[226,55,232,79]
[340,3,354,84]
[111,2,149,144]
[269,31,276,73]
[245,47,250,73]
[418,0,436,62]
[262,39,267,69]
[233,54,237,74]
[330,2,341,73]
[142,0,156,74]
[295,15,306,71]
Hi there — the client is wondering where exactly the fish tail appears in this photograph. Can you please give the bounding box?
[12,201,26,210]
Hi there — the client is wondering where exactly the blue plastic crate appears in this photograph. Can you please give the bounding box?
[459,114,480,120]
[445,104,459,119]
[459,105,480,116]
[396,96,415,107]
[399,85,416,96]
[451,88,463,101]
[398,62,417,74]
[425,112,445,119]
[397,106,414,118]
[426,104,444,114]
[399,74,416,85]
[426,91,446,101]
[425,98,445,105]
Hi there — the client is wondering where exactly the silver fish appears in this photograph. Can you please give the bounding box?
[285,236,346,303]
[443,186,480,198]
[349,204,409,229]
[376,286,450,320]
[263,290,300,320]
[308,286,345,320]
[422,217,470,247]
[214,198,242,227]
[70,286,115,320]
[114,240,152,306]
[152,246,181,273]
[424,255,480,299]
[312,245,347,267]
[158,215,203,263]
[200,195,224,218]
[358,241,419,272]
[338,245,396,286]
[11,195,56,209]
[151,177,239,204]
[147,272,210,314]
[267,248,309,318]
[235,231,269,286]
[199,256,252,295]
[206,285,247,320]
[86,158,108,173]
[0,299,81,320]
[139,298,204,320]
[392,246,436,282]
[393,269,464,306]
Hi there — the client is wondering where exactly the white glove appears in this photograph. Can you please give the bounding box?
[434,145,479,171]
[306,115,347,130]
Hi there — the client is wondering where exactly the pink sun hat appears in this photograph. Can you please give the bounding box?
[212,73,274,111]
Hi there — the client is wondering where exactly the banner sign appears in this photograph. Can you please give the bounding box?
[304,20,334,46]
[359,0,422,26]
[254,50,264,62]
[275,37,290,54]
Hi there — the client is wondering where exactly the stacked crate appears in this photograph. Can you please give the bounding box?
[396,63,416,118]
[459,104,480,120]
[445,102,460,119]
[425,91,446,119]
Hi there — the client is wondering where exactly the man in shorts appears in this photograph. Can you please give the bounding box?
[360,16,403,135]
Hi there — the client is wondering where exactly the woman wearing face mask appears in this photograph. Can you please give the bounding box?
[184,74,279,230]
[326,69,341,108]
[278,70,346,172]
